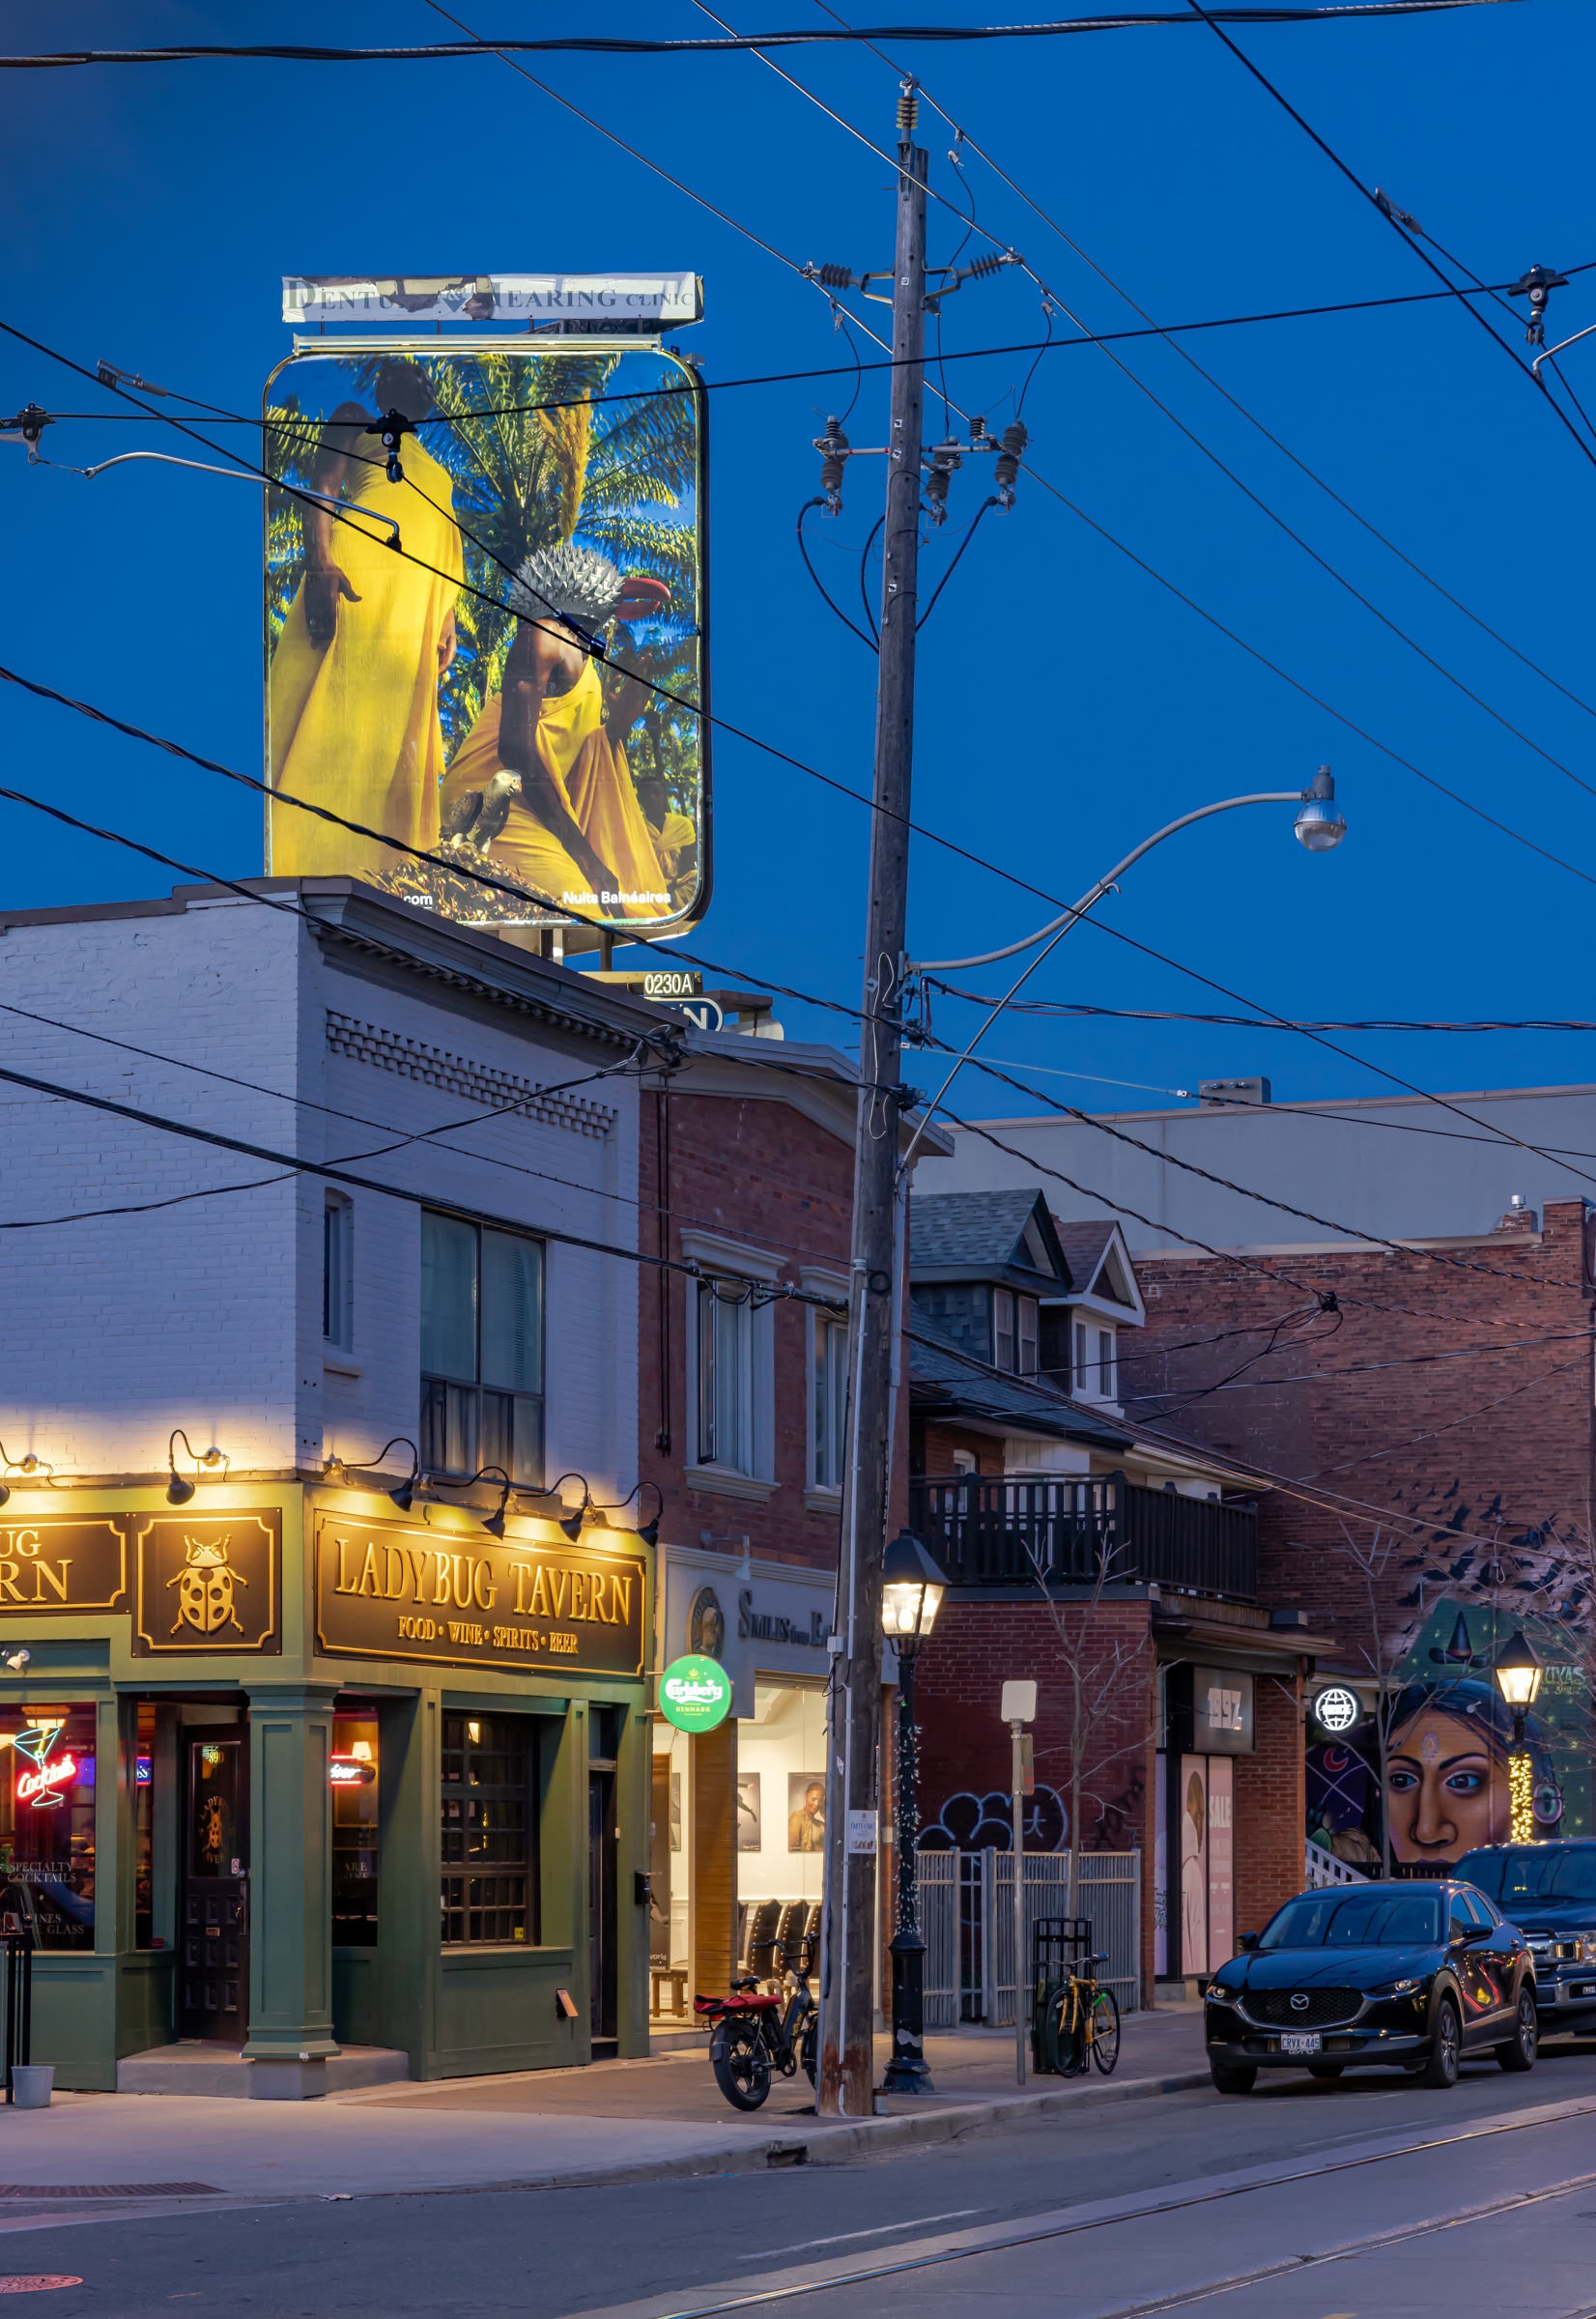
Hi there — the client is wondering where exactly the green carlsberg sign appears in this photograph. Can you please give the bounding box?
[659,1653,731,1732]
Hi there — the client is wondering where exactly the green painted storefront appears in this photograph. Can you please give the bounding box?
[0,1479,654,2093]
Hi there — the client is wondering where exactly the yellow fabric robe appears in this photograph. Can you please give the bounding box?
[440,665,670,920]
[268,439,465,880]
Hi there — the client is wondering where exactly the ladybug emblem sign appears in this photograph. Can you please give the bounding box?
[169,1535,248,1636]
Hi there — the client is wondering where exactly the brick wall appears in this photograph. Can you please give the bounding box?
[1234,1663,1306,1939]
[912,1595,1158,2000]
[1130,1199,1596,1664]
[913,1421,994,1475]
[639,1084,910,1574]
[0,895,641,1495]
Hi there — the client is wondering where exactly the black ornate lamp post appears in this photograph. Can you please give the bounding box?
[1492,1629,1544,1844]
[880,1527,947,2096]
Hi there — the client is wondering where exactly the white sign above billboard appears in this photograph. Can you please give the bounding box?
[282,272,701,328]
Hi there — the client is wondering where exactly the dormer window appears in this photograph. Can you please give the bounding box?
[992,1289,1039,1375]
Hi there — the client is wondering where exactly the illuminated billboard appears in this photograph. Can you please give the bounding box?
[263,341,707,934]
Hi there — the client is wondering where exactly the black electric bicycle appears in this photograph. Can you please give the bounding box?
[698,1936,818,2112]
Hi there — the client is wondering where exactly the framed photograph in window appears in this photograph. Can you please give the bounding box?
[736,1773,761,1852]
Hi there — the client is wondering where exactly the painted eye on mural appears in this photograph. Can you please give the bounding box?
[1441,1766,1486,1795]
[1386,1767,1420,1792]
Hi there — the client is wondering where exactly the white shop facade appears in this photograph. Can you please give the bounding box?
[648,1544,836,2018]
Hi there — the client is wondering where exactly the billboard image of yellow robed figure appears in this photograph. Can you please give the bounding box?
[263,340,707,934]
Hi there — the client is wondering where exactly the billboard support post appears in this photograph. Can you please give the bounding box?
[817,89,927,2122]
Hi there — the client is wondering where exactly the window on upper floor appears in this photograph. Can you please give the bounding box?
[419,1210,545,1486]
[698,1278,755,1474]
[1097,1328,1116,1399]
[993,1288,1014,1374]
[324,1193,354,1351]
[1074,1320,1089,1393]
[992,1289,1038,1376]
[813,1315,849,1490]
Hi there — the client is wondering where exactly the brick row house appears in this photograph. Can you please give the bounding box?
[903,1191,1334,2002]
[917,1081,1596,1915]
[1126,1195,1596,1883]
[634,1025,939,2026]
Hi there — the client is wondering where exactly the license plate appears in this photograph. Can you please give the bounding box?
[1280,2031,1322,2056]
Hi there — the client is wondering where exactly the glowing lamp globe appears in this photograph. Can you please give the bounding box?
[1493,1630,1543,1710]
[880,1529,947,1645]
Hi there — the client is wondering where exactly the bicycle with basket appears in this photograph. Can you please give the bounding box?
[1031,1916,1120,2077]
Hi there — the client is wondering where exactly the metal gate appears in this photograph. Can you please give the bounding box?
[921,1849,1140,2028]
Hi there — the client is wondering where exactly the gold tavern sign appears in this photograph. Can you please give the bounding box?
[314,1512,647,1677]
[132,1513,282,1656]
[0,1520,128,1611]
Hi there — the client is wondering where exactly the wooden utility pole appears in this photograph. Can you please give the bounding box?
[817,88,927,2121]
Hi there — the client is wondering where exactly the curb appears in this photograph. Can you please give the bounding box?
[405,2067,1213,2196]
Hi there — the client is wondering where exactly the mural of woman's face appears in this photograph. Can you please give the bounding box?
[1385,1707,1508,1863]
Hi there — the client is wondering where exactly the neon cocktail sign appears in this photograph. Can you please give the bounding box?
[10,1722,73,1809]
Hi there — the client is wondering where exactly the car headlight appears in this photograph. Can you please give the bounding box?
[1579,1936,1596,1966]
[1205,1982,1238,2003]
[1370,1976,1422,1997]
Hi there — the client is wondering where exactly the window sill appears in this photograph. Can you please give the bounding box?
[683,1465,779,1504]
[323,1353,362,1378]
[803,1487,842,1516]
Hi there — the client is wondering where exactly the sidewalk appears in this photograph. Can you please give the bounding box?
[0,2009,1208,2206]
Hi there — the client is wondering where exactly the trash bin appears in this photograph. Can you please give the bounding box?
[10,2066,53,2110]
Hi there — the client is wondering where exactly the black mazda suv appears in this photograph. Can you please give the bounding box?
[1204,1879,1536,2094]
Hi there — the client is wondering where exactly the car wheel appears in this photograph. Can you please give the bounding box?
[1496,1989,1538,2075]
[1306,2062,1344,2079]
[1420,1996,1461,2090]
[1210,2062,1256,2095]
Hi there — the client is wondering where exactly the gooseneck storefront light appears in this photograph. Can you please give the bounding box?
[542,1473,592,1543]
[369,1437,421,1513]
[599,1480,665,1548]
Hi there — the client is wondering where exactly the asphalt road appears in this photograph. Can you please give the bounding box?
[9,2035,1596,2316]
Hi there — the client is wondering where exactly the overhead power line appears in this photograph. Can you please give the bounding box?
[933,993,1596,1034]
[1180,0,1596,479]
[0,8,1525,69]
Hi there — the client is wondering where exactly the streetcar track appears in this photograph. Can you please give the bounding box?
[623,2092,1596,2319]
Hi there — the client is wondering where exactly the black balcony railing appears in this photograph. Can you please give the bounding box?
[908,1470,1257,1600]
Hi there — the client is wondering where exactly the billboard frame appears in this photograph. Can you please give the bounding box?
[262,331,711,948]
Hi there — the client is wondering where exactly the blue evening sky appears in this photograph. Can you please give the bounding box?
[2,0,1593,1131]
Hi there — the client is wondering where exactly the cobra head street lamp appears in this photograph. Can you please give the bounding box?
[1494,1629,1544,1843]
[1294,766,1348,853]
[879,1529,948,2099]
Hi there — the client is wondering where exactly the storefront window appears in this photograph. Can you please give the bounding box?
[441,1715,535,1946]
[0,1705,97,1951]
[735,1685,827,1979]
[332,1713,380,1947]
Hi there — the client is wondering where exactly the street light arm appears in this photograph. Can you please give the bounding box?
[910,791,1308,975]
[1531,320,1596,382]
[68,452,404,549]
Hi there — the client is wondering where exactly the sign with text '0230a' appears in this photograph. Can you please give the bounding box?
[314,1515,646,1677]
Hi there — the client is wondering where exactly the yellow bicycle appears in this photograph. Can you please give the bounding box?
[1040,1952,1121,2077]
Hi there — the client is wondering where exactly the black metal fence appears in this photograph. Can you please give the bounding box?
[908,1470,1256,1600]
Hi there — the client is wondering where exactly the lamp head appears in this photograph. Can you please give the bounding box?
[1295,765,1347,852]
[166,1471,195,1505]
[1493,1629,1543,1710]
[639,1514,660,1548]
[482,1506,508,1540]
[880,1528,947,1646]
[558,1505,585,1543]
[389,1476,415,1513]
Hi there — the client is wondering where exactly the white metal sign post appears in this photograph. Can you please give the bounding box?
[1002,1680,1038,2087]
